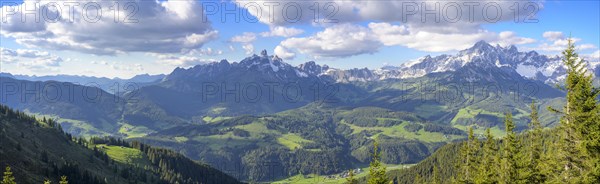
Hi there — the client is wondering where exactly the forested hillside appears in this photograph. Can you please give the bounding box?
[0,104,242,184]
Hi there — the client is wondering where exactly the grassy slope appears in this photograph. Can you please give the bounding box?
[98,145,152,168]
[277,133,314,150]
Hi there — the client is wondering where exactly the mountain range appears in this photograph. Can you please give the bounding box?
[5,41,599,88]
[0,73,165,94]
[314,41,600,84]
[1,41,592,182]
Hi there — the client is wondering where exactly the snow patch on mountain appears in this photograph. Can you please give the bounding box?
[515,64,538,78]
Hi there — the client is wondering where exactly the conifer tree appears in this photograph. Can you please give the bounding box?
[2,166,16,184]
[458,127,479,183]
[548,37,599,183]
[500,112,519,184]
[525,100,545,183]
[477,128,499,184]
[368,141,389,184]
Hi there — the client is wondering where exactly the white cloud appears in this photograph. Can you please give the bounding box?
[369,23,534,52]
[1,48,18,63]
[1,48,63,69]
[242,44,255,55]
[110,63,144,71]
[0,0,217,55]
[153,54,216,67]
[235,0,542,33]
[542,31,564,41]
[279,24,381,58]
[1,48,18,56]
[494,31,536,46]
[529,32,597,52]
[187,47,223,56]
[368,23,409,38]
[230,32,257,43]
[274,45,296,60]
[585,50,600,61]
[15,49,50,58]
[278,23,536,57]
[593,50,600,59]
[18,56,62,69]
[260,26,304,37]
[231,33,257,55]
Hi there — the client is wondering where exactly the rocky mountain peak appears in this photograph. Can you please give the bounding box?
[260,49,268,57]
[298,61,329,75]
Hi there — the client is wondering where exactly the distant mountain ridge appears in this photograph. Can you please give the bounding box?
[0,73,166,94]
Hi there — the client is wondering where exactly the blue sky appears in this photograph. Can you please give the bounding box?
[1,0,599,78]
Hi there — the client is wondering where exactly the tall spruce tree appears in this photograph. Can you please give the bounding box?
[458,127,479,183]
[525,100,545,183]
[368,141,389,184]
[476,128,499,184]
[2,166,16,184]
[548,37,599,183]
[500,112,519,184]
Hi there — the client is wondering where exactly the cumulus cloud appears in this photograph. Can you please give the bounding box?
[235,0,542,33]
[278,24,382,58]
[187,47,223,56]
[110,63,144,71]
[1,47,64,72]
[1,48,18,63]
[230,32,257,43]
[230,33,257,55]
[277,23,536,57]
[528,31,597,52]
[592,50,600,59]
[274,45,296,59]
[367,23,535,52]
[1,47,63,67]
[0,0,218,55]
[542,31,564,41]
[260,26,304,37]
[242,44,255,55]
[153,54,216,67]
[585,50,600,61]
[495,31,536,46]
[15,49,50,58]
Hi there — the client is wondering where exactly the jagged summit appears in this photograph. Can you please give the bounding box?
[468,40,495,51]
[298,61,329,76]
[260,49,268,57]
